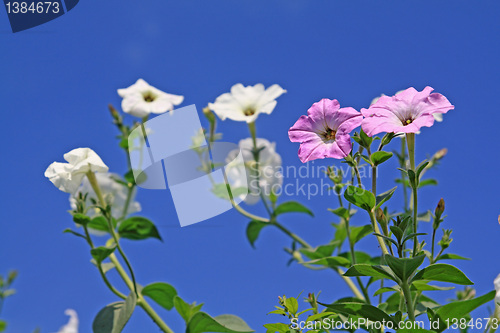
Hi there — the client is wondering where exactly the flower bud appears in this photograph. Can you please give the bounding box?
[432,148,448,161]
[438,229,453,250]
[108,104,120,121]
[203,106,216,123]
[433,198,445,230]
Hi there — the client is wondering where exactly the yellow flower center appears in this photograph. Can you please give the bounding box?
[324,129,336,141]
[142,91,157,103]
[244,107,256,116]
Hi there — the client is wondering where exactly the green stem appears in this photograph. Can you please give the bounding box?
[401,137,409,211]
[86,172,139,296]
[248,121,272,216]
[345,217,371,303]
[272,221,366,301]
[401,281,416,322]
[369,211,390,255]
[430,229,437,264]
[83,226,126,299]
[108,251,174,333]
[406,133,419,257]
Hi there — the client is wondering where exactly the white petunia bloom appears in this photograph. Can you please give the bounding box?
[45,148,108,194]
[226,138,282,205]
[69,172,141,220]
[54,309,78,333]
[118,79,184,118]
[495,273,500,304]
[208,83,286,123]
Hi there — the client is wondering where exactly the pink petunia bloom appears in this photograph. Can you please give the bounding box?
[288,99,363,163]
[361,86,454,136]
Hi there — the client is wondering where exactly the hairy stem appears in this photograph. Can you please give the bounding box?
[406,133,419,257]
[401,281,416,322]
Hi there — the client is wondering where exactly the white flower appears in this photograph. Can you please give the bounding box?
[117,79,184,118]
[495,273,500,304]
[69,172,141,220]
[208,83,286,123]
[226,138,282,205]
[45,148,108,194]
[54,309,78,333]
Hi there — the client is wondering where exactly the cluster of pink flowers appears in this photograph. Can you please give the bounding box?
[288,86,454,163]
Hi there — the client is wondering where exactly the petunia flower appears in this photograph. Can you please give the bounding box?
[117,79,184,118]
[54,309,78,333]
[45,148,108,194]
[495,273,500,304]
[361,86,454,136]
[208,83,286,123]
[226,138,283,205]
[69,172,141,221]
[288,99,363,163]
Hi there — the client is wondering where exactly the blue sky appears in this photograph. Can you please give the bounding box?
[1,1,500,332]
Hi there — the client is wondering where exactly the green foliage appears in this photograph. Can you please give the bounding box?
[91,245,117,263]
[142,282,178,310]
[344,186,375,211]
[274,201,314,217]
[384,254,425,282]
[186,313,254,333]
[371,151,393,166]
[412,264,473,285]
[117,216,162,241]
[92,293,137,333]
[246,220,269,248]
[174,296,204,324]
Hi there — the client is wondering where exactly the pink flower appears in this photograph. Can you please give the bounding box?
[361,86,454,136]
[288,99,363,163]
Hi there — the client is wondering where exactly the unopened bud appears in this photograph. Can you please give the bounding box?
[438,229,453,250]
[203,106,216,123]
[376,208,386,225]
[433,148,448,161]
[435,198,445,219]
[108,104,120,121]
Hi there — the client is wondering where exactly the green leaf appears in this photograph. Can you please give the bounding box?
[263,323,289,333]
[344,186,376,211]
[349,225,373,243]
[328,207,350,220]
[285,297,299,315]
[344,264,396,281]
[90,245,117,264]
[418,179,438,188]
[124,170,135,185]
[73,213,91,226]
[142,282,178,310]
[435,253,470,262]
[186,312,254,333]
[246,221,268,248]
[318,302,396,325]
[63,228,87,239]
[88,216,116,233]
[373,286,399,296]
[384,255,425,282]
[92,293,137,333]
[416,161,430,179]
[411,281,454,292]
[274,201,314,217]
[118,217,162,241]
[0,320,6,332]
[300,244,336,260]
[174,296,203,324]
[411,264,473,285]
[371,151,393,166]
[407,169,417,189]
[431,291,496,333]
[375,187,397,209]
